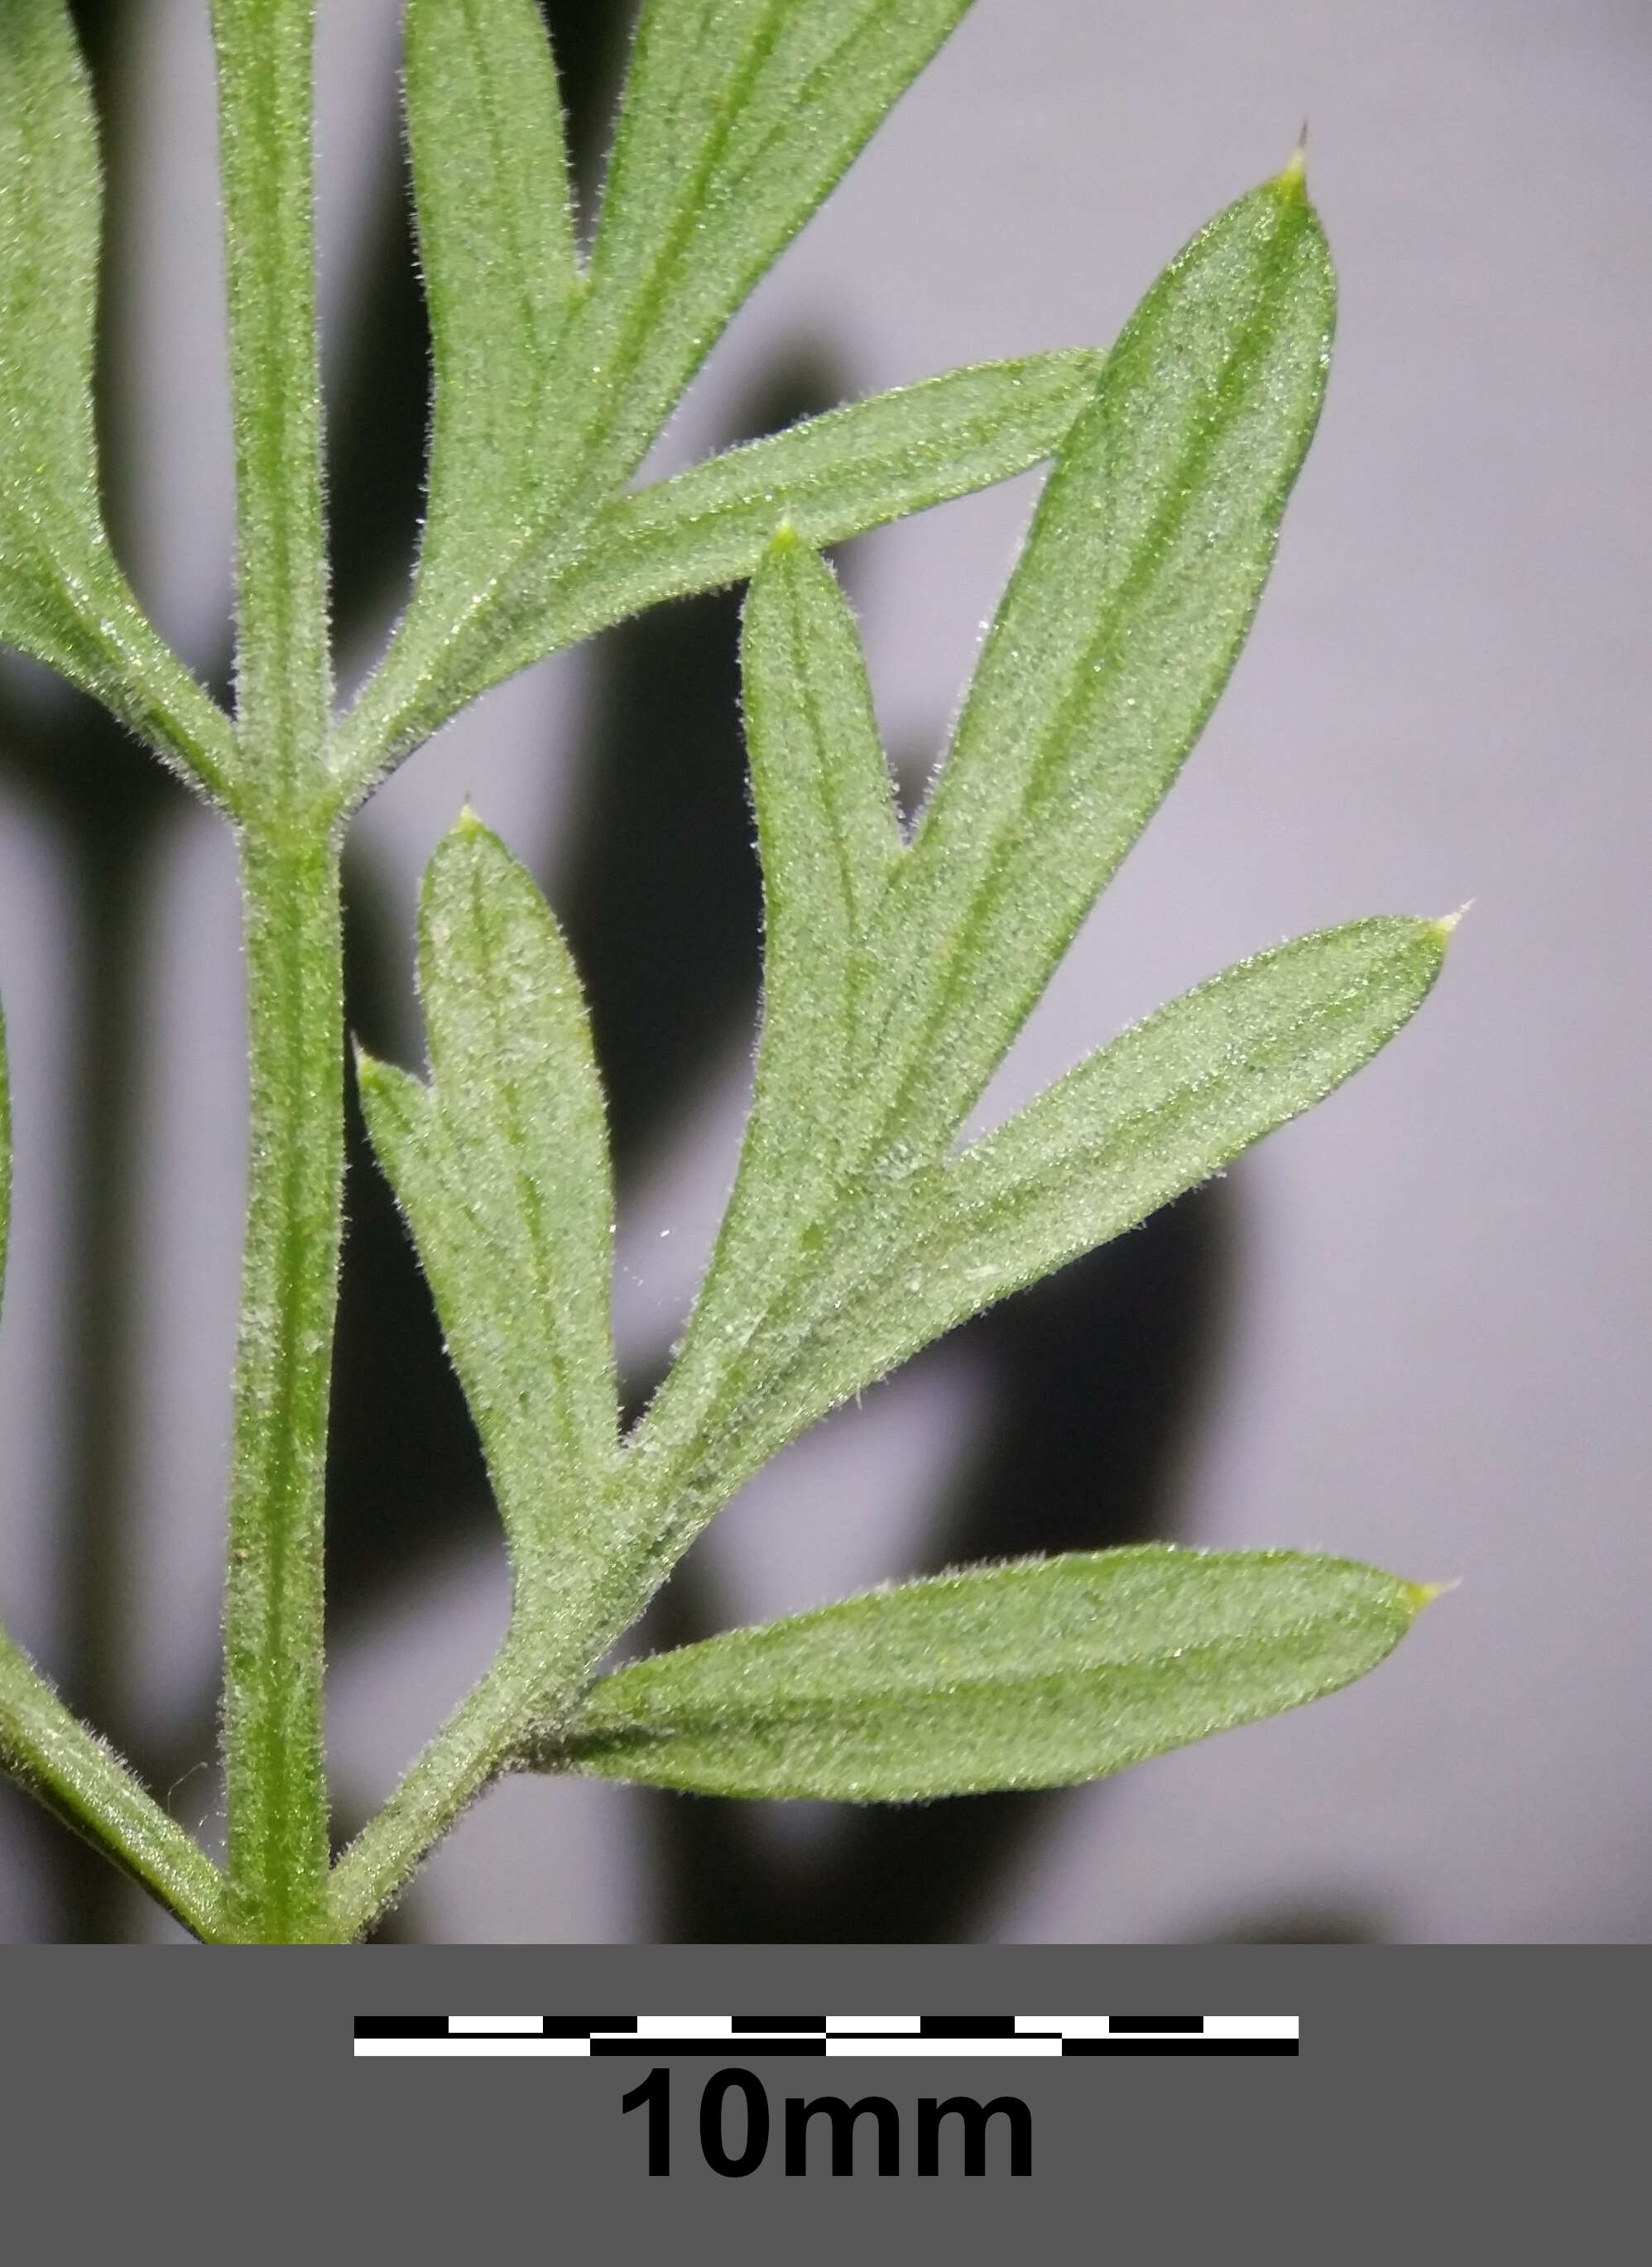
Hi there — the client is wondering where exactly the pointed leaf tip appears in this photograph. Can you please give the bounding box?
[1409,1577,1460,1610]
[1279,132,1309,196]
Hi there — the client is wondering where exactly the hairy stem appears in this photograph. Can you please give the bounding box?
[221,827,344,1940]
[208,0,339,1938]
[328,1645,536,1944]
[1,1622,228,1941]
[209,0,330,786]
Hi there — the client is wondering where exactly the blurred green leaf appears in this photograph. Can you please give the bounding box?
[356,817,621,1634]
[567,1546,1436,1798]
[0,0,233,795]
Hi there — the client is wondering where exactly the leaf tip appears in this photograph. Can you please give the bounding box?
[455,799,486,838]
[1407,1575,1460,1614]
[1277,126,1309,199]
[350,1035,398,1105]
[1431,899,1473,940]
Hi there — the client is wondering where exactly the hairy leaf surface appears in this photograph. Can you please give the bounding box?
[463,351,1104,702]
[356,819,620,1626]
[640,915,1448,1539]
[339,338,1095,797]
[700,535,900,1303]
[0,0,229,791]
[405,0,581,603]
[568,1548,1433,1798]
[631,167,1350,1563]
[857,162,1336,1162]
[338,0,994,796]
[581,0,976,484]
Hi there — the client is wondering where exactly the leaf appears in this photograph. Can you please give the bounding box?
[852,159,1337,1164]
[356,817,621,1635]
[578,0,976,486]
[627,532,893,1488]
[705,533,900,1289]
[448,350,1105,711]
[335,345,1097,795]
[404,0,581,605]
[752,919,1449,1454]
[564,1547,1437,1799]
[641,915,1450,1535]
[632,166,1345,1559]
[335,0,997,798]
[0,0,233,796]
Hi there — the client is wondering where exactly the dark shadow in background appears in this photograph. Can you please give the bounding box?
[0,0,1360,1944]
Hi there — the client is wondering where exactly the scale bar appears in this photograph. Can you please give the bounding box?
[354,2014,1298,2059]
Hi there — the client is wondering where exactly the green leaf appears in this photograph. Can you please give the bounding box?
[356,816,622,1641]
[564,1546,1437,1799]
[854,159,1336,1163]
[405,0,581,608]
[759,917,1450,1449]
[579,0,976,487]
[629,166,1345,1572]
[335,343,1097,800]
[0,0,233,797]
[640,914,1449,1542]
[709,532,901,1278]
[434,350,1105,720]
[334,0,1001,800]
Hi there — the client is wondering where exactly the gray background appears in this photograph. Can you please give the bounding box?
[1,0,1648,1940]
[7,1946,1630,2253]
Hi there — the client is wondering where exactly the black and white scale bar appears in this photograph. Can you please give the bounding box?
[354,2015,1297,2058]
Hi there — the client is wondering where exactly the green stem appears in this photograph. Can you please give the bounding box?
[1,1624,228,1942]
[209,0,330,785]
[220,827,344,1940]
[328,1645,538,1943]
[208,0,339,1939]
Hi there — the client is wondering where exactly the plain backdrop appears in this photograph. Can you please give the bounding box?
[1,0,1649,1941]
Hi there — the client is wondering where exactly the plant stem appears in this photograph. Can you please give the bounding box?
[209,0,330,785]
[221,826,343,1941]
[208,0,336,1939]
[328,1648,535,1944]
[1,1621,228,1942]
